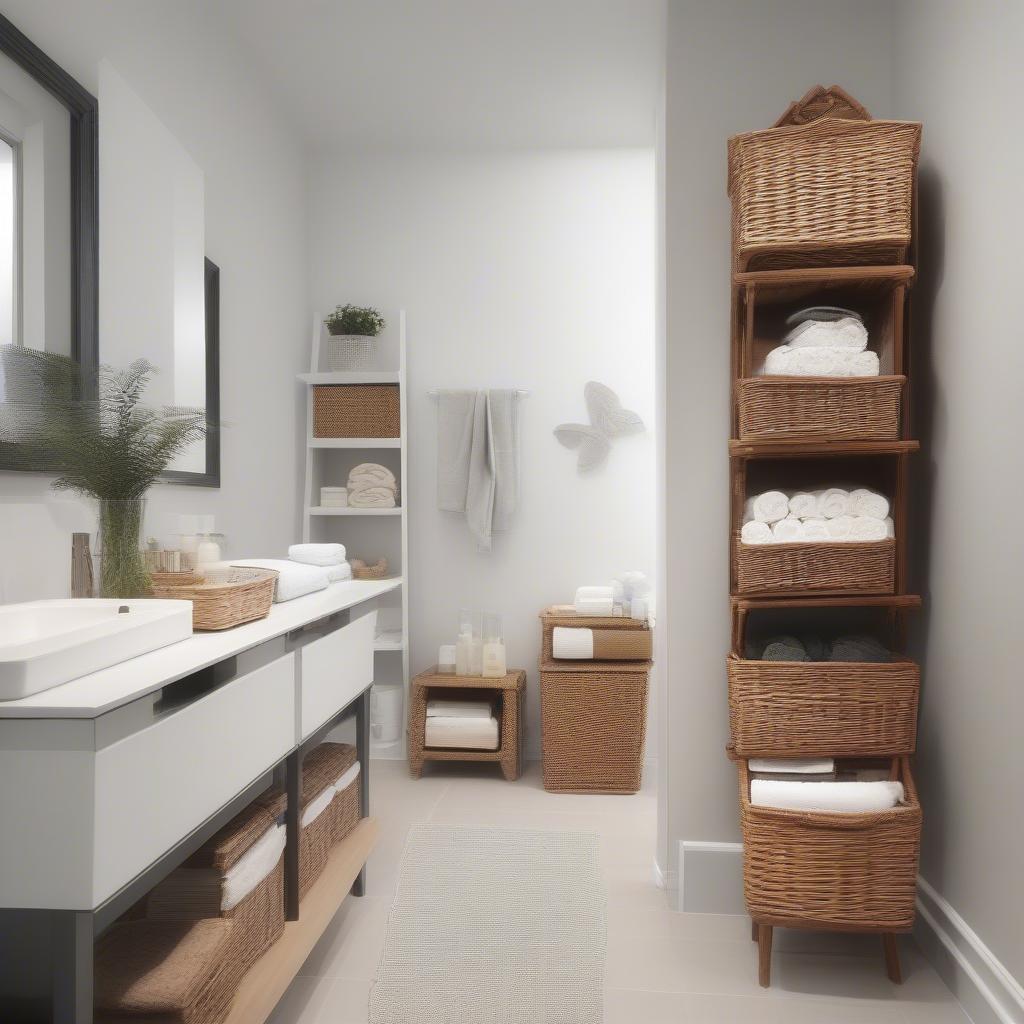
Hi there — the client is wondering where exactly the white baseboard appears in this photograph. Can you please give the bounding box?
[915,876,1023,1024]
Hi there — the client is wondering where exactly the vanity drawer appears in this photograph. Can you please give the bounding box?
[92,652,295,905]
[300,610,376,741]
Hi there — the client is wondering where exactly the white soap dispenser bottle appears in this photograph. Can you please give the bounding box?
[481,612,506,677]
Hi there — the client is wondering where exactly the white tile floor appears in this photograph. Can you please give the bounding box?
[269,761,970,1024]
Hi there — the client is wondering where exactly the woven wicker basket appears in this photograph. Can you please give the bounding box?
[740,757,921,931]
[540,660,649,794]
[728,118,921,272]
[736,376,904,442]
[150,567,277,631]
[313,384,400,438]
[727,653,919,757]
[734,535,896,596]
[539,606,650,664]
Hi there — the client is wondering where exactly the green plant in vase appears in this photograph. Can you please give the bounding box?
[31,355,205,598]
[323,304,385,337]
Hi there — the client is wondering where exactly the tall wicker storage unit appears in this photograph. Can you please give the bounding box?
[726,86,924,988]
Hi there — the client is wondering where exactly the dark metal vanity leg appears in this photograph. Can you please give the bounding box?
[352,686,371,897]
[53,911,93,1024]
[284,748,302,921]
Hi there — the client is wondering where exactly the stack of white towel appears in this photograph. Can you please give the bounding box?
[347,463,399,509]
[741,487,894,545]
[761,306,879,378]
[424,699,499,751]
[748,757,905,812]
[232,543,352,603]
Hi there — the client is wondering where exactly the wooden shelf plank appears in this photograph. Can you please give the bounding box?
[307,506,403,516]
[223,817,380,1024]
[729,439,920,458]
[298,371,400,384]
[733,264,916,288]
[309,437,401,449]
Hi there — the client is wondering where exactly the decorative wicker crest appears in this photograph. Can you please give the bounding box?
[773,85,871,128]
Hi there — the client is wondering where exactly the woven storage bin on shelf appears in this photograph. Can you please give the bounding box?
[539,606,650,664]
[734,535,896,596]
[540,661,649,794]
[736,376,904,442]
[728,118,921,272]
[150,567,277,631]
[145,791,286,992]
[727,653,919,757]
[94,918,236,1024]
[739,757,921,931]
[313,384,400,438]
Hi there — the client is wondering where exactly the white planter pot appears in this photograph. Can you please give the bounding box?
[325,333,376,370]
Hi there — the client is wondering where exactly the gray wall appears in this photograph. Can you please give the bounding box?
[894,0,1024,982]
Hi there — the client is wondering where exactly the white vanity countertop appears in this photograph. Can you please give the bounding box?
[0,578,402,719]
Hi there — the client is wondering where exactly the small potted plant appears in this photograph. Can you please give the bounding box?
[323,304,386,370]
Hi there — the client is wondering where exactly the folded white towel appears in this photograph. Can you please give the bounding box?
[552,627,595,659]
[426,699,494,719]
[301,784,335,828]
[849,488,890,520]
[326,562,353,583]
[750,779,905,813]
[771,518,803,543]
[333,761,360,794]
[818,487,851,519]
[348,486,397,508]
[741,521,773,545]
[749,758,835,775]
[848,516,889,542]
[825,515,854,540]
[788,491,819,519]
[221,824,286,911]
[763,345,880,377]
[231,559,328,602]
[576,585,615,600]
[348,463,397,491]
[800,518,829,542]
[784,316,869,352]
[574,596,614,616]
[288,543,346,567]
[752,490,789,524]
[425,715,499,751]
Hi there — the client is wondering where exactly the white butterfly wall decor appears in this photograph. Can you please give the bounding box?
[554,381,644,473]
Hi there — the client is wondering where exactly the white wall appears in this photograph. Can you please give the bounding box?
[661,0,896,870]
[894,0,1024,984]
[308,150,657,757]
[0,0,307,601]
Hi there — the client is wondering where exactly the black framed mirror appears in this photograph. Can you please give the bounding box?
[0,12,98,471]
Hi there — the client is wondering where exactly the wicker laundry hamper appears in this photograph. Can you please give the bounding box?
[313,384,400,438]
[144,791,287,991]
[94,918,237,1024]
[728,117,921,272]
[739,757,921,932]
[727,653,919,758]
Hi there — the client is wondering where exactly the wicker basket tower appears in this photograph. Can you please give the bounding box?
[725,86,924,988]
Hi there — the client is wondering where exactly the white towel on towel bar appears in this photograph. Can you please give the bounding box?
[221,824,286,911]
[750,779,905,813]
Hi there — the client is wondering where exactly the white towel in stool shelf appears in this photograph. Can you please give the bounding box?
[425,716,499,751]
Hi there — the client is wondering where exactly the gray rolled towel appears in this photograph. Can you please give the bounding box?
[799,634,828,662]
[830,634,892,663]
[761,635,809,662]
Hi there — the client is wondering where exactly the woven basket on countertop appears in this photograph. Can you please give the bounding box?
[728,118,920,272]
[727,653,919,758]
[739,757,921,931]
[149,567,277,631]
[313,384,400,438]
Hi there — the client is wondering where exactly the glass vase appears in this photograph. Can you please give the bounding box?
[95,498,149,599]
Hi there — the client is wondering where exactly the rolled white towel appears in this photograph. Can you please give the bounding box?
[749,758,835,775]
[825,515,854,541]
[741,521,773,545]
[348,486,397,508]
[552,627,595,659]
[849,488,890,520]
[848,516,889,542]
[752,490,790,524]
[788,491,819,519]
[288,542,346,567]
[347,463,397,491]
[818,487,851,519]
[762,345,880,377]
[574,596,614,616]
[800,518,829,542]
[783,316,869,352]
[750,779,905,813]
[326,561,353,583]
[231,559,328,602]
[771,518,803,543]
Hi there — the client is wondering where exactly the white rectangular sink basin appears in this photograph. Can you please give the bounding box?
[0,599,194,701]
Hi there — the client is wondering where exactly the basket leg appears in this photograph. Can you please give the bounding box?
[751,919,758,941]
[883,933,902,985]
[757,925,770,987]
